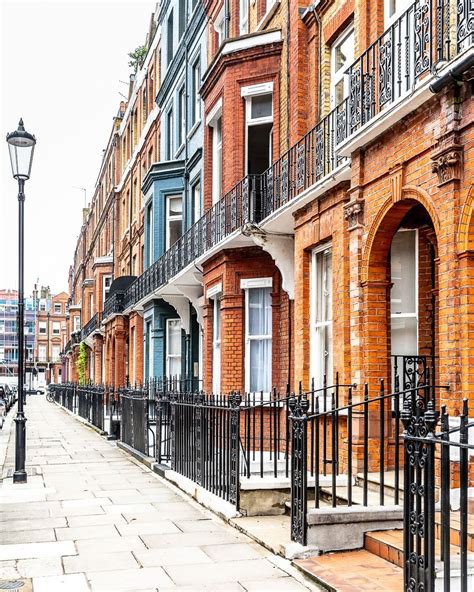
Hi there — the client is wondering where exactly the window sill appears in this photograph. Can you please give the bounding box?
[256,0,280,32]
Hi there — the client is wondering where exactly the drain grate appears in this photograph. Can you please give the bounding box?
[0,581,25,590]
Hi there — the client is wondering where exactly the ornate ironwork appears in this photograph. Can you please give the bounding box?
[379,37,393,107]
[414,0,431,77]
[229,391,241,507]
[281,157,289,204]
[457,0,474,51]
[296,143,305,189]
[289,393,309,545]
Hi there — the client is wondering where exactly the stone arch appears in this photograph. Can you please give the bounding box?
[362,185,441,284]
[456,184,474,253]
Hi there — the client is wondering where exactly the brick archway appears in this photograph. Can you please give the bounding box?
[361,188,440,387]
[456,185,474,253]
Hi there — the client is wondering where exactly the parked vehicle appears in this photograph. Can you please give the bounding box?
[0,383,14,412]
[0,398,5,429]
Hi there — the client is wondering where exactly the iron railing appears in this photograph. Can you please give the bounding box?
[122,175,260,311]
[52,383,104,431]
[103,292,125,319]
[345,0,473,138]
[80,312,102,342]
[289,379,450,546]
[119,386,150,455]
[402,397,474,591]
[99,0,471,324]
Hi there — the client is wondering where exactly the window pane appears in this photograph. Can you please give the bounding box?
[167,320,181,355]
[334,32,354,76]
[248,288,271,335]
[315,249,332,323]
[169,196,182,216]
[391,316,417,355]
[391,230,416,315]
[168,356,181,377]
[251,94,272,119]
[249,339,271,392]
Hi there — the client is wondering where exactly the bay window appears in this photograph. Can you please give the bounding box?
[166,194,183,249]
[310,245,333,391]
[166,318,182,378]
[242,278,272,394]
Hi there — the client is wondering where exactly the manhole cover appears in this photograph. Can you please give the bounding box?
[0,581,25,590]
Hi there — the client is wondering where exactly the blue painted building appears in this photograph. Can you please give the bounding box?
[142,0,206,383]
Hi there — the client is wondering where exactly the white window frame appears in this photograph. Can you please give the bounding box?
[103,276,112,304]
[330,26,354,109]
[207,282,223,394]
[165,194,183,249]
[54,303,61,314]
[240,0,248,34]
[147,203,154,267]
[39,321,47,335]
[214,7,225,46]
[241,277,273,395]
[209,107,222,204]
[178,83,186,149]
[52,321,60,335]
[191,177,202,222]
[52,345,60,362]
[310,243,333,395]
[191,57,201,128]
[73,316,80,333]
[390,228,419,354]
[38,344,47,362]
[243,89,273,175]
[165,107,174,160]
[166,318,182,378]
[385,0,412,26]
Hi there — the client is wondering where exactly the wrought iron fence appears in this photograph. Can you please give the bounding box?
[120,386,150,455]
[53,383,104,431]
[345,0,473,138]
[289,379,450,546]
[402,397,474,591]
[80,312,102,342]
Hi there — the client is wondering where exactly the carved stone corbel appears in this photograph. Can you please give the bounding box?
[343,199,364,230]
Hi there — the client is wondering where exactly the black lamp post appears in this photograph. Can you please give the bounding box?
[6,119,36,484]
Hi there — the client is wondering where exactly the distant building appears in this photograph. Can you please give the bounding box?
[0,288,35,381]
[33,286,69,385]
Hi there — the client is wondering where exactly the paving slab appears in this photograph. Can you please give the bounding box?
[0,398,316,592]
[63,550,139,573]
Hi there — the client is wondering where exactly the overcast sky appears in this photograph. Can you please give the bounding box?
[0,0,155,296]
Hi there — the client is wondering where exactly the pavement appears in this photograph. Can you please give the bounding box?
[0,396,319,591]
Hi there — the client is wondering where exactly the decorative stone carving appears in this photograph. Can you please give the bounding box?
[390,164,404,203]
[431,147,463,185]
[344,199,364,230]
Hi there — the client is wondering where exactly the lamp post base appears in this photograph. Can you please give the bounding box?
[13,413,27,484]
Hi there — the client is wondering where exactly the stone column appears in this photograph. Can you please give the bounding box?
[93,334,104,385]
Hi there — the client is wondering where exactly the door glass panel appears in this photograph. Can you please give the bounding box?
[391,230,416,315]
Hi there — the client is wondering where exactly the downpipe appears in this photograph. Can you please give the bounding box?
[430,52,474,93]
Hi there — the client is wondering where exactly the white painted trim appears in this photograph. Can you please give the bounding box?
[206,282,222,299]
[206,97,223,126]
[221,30,281,56]
[240,277,272,289]
[241,81,274,97]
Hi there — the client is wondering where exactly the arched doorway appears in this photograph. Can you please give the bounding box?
[363,194,439,397]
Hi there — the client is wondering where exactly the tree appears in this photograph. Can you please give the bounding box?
[76,342,88,385]
[128,45,147,74]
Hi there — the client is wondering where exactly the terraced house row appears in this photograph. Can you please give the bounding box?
[60,0,474,588]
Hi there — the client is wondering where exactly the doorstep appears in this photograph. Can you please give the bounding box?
[294,549,403,591]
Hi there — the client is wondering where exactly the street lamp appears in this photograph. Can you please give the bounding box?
[6,118,36,484]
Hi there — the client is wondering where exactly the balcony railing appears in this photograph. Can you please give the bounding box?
[101,0,471,321]
[103,292,125,319]
[345,0,473,137]
[71,331,81,346]
[80,312,102,342]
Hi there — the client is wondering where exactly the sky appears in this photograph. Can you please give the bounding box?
[0,0,155,296]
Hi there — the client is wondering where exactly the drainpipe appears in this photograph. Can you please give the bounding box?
[224,0,230,40]
[429,52,474,93]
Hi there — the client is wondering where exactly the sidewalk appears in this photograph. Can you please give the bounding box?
[0,397,318,592]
